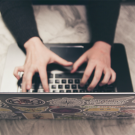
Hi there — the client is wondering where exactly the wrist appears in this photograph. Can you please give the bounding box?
[24,37,43,50]
[93,41,111,54]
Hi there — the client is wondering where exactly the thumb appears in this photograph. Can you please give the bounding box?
[71,54,87,73]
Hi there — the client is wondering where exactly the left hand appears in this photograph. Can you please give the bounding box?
[70,41,116,91]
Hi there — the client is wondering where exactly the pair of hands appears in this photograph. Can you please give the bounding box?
[14,37,116,92]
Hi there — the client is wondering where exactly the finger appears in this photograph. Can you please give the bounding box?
[39,66,49,92]
[108,69,116,85]
[22,67,36,92]
[54,54,73,66]
[87,66,103,91]
[25,71,35,90]
[99,69,111,86]
[71,54,87,73]
[22,73,27,92]
[13,66,24,80]
[80,62,96,87]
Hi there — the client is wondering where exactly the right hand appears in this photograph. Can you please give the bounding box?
[13,37,73,92]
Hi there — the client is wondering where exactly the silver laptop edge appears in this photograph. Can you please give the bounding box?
[1,43,25,92]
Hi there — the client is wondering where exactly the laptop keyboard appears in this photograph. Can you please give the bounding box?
[18,73,116,93]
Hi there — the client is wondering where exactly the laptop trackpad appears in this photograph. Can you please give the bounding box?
[50,47,84,62]
[50,47,85,71]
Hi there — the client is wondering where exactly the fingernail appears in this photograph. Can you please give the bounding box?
[70,70,74,73]
[70,67,75,73]
[80,83,84,87]
[46,88,49,92]
[99,83,103,86]
[26,85,31,90]
[46,90,49,92]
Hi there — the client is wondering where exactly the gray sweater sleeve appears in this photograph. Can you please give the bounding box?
[86,1,120,46]
[0,0,40,47]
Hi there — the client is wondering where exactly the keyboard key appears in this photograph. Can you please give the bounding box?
[26,89,31,93]
[93,86,99,90]
[105,89,115,92]
[100,89,105,92]
[27,89,36,92]
[78,84,85,89]
[75,79,80,84]
[106,84,114,88]
[55,80,60,83]
[86,89,93,92]
[58,85,63,89]
[48,80,53,84]
[48,74,53,78]
[80,90,85,92]
[20,83,22,88]
[56,73,83,78]
[62,80,66,83]
[65,85,70,89]
[73,90,78,93]
[66,90,71,93]
[52,90,60,93]
[93,90,98,92]
[104,87,114,90]
[68,79,73,83]
[89,90,94,92]
[31,84,35,89]
[60,90,64,93]
[104,85,115,91]
[32,73,40,83]
[72,85,76,89]
[51,85,56,89]
[38,89,44,92]
[39,84,43,89]
[98,85,104,90]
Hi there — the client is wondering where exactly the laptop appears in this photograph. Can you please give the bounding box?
[0,43,135,120]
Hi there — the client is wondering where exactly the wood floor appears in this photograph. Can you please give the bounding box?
[0,119,135,135]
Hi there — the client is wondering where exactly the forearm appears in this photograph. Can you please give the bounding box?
[86,1,121,46]
[0,0,40,47]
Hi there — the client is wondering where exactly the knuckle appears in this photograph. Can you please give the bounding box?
[95,75,100,81]
[106,68,111,73]
[13,70,16,76]
[89,59,96,65]
[26,78,31,83]
[24,67,27,72]
[114,72,116,77]
[30,65,36,71]
[14,67,18,71]
[84,73,89,79]
[25,65,36,72]
[23,74,26,79]
[40,76,46,81]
